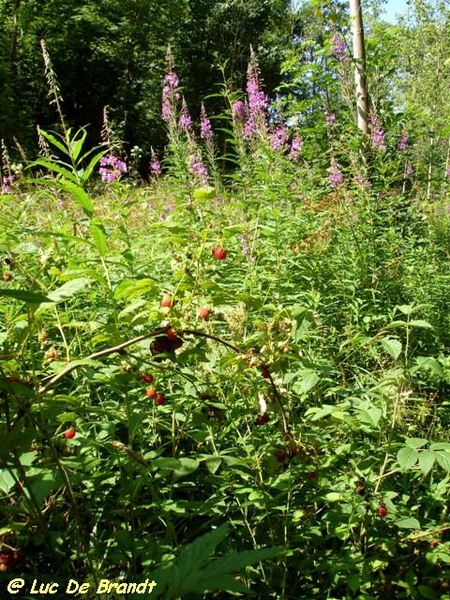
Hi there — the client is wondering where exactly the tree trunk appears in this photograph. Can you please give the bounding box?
[349,0,369,135]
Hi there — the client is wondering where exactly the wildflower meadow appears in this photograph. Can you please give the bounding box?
[1,1,450,598]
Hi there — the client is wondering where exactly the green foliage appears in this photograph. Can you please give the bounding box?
[1,4,450,599]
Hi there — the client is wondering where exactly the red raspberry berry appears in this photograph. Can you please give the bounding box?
[64,428,76,439]
[212,247,227,260]
[141,374,154,384]
[275,452,287,463]
[198,307,210,320]
[255,413,269,426]
[146,387,157,398]
[430,539,439,548]
[2,272,13,282]
[377,506,388,517]
[161,298,172,308]
[0,551,16,568]
[155,394,166,405]
[166,328,178,340]
[261,366,270,379]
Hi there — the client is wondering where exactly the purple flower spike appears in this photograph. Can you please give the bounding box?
[328,163,343,188]
[331,32,346,61]
[232,100,246,122]
[270,125,289,151]
[370,113,386,151]
[99,154,127,183]
[189,154,208,186]
[200,104,214,140]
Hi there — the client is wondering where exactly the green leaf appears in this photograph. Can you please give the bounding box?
[397,447,419,471]
[205,457,222,474]
[47,278,94,302]
[58,180,94,216]
[0,289,52,304]
[418,450,435,476]
[405,438,429,449]
[294,369,319,394]
[173,458,199,479]
[381,337,402,360]
[28,158,79,183]
[394,516,421,529]
[90,220,107,256]
[435,451,450,472]
[200,546,285,580]
[409,319,433,329]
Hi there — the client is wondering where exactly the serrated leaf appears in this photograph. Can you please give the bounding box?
[0,288,52,303]
[381,337,402,360]
[397,446,419,471]
[418,450,435,476]
[435,451,450,472]
[394,516,421,529]
[47,278,93,302]
[294,369,319,394]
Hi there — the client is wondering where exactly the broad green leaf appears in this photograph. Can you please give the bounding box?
[394,516,421,529]
[418,450,435,476]
[435,451,450,472]
[0,288,52,303]
[397,447,419,471]
[152,457,180,470]
[294,369,319,394]
[205,457,222,474]
[47,278,93,302]
[174,458,200,479]
[405,438,429,449]
[381,337,402,360]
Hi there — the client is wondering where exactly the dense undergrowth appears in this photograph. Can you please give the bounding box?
[1,45,450,600]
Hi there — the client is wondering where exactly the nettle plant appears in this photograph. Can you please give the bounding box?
[1,34,450,600]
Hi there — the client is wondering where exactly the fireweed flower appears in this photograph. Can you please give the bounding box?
[398,134,409,151]
[328,162,343,188]
[162,71,180,123]
[189,154,208,186]
[244,49,269,138]
[331,32,346,61]
[325,110,336,128]
[1,174,14,194]
[369,113,386,151]
[405,163,414,177]
[179,101,192,132]
[200,104,214,140]
[270,125,289,151]
[99,154,127,183]
[150,149,162,177]
[289,135,303,160]
[232,100,246,123]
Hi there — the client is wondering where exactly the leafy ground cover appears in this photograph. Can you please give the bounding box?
[1,47,450,600]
